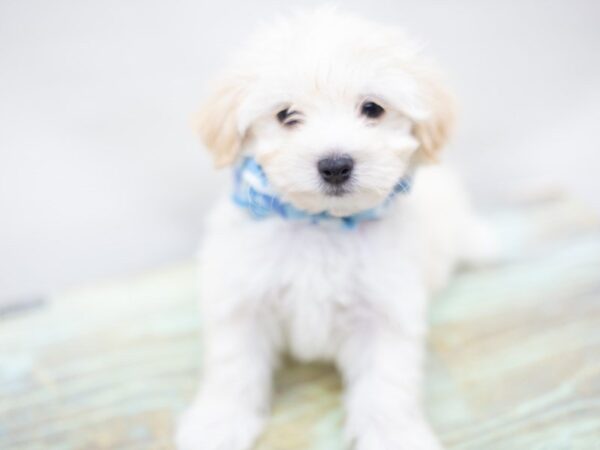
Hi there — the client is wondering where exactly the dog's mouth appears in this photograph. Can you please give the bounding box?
[319,175,355,198]
[323,184,352,197]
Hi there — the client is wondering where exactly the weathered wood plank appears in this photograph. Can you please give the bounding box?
[0,197,599,449]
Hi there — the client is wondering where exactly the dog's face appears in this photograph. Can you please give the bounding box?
[196,9,454,216]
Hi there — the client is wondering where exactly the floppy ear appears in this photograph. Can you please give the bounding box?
[412,75,456,162]
[194,75,249,168]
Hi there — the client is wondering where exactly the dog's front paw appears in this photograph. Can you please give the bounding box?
[349,420,443,450]
[175,401,265,450]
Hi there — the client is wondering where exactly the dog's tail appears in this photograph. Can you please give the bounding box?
[460,192,599,267]
[459,215,500,268]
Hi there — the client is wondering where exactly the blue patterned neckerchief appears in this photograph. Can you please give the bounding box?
[232,156,412,229]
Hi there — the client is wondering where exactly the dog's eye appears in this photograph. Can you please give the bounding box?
[361,101,385,119]
[276,108,289,123]
[276,108,301,127]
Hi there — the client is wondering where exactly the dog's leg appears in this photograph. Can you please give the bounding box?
[337,319,442,450]
[175,314,275,450]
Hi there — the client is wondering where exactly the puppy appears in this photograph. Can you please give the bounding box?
[177,8,491,450]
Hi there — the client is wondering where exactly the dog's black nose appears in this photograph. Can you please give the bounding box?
[318,156,354,185]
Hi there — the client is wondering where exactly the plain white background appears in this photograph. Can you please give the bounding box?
[1,0,599,304]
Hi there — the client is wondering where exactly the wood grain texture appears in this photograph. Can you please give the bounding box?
[1,196,599,449]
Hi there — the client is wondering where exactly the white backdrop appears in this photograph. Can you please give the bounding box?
[1,0,599,304]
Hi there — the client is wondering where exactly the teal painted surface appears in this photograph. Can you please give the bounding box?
[0,197,599,449]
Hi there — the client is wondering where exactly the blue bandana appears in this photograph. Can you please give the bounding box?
[232,156,412,229]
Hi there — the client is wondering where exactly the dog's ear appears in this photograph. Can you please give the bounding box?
[412,75,456,162]
[194,75,249,168]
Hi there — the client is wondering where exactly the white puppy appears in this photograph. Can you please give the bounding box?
[177,8,491,450]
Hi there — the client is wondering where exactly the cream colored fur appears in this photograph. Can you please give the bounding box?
[177,8,493,450]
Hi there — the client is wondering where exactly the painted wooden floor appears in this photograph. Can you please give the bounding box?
[1,196,599,450]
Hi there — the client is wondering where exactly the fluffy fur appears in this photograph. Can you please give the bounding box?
[177,8,492,450]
